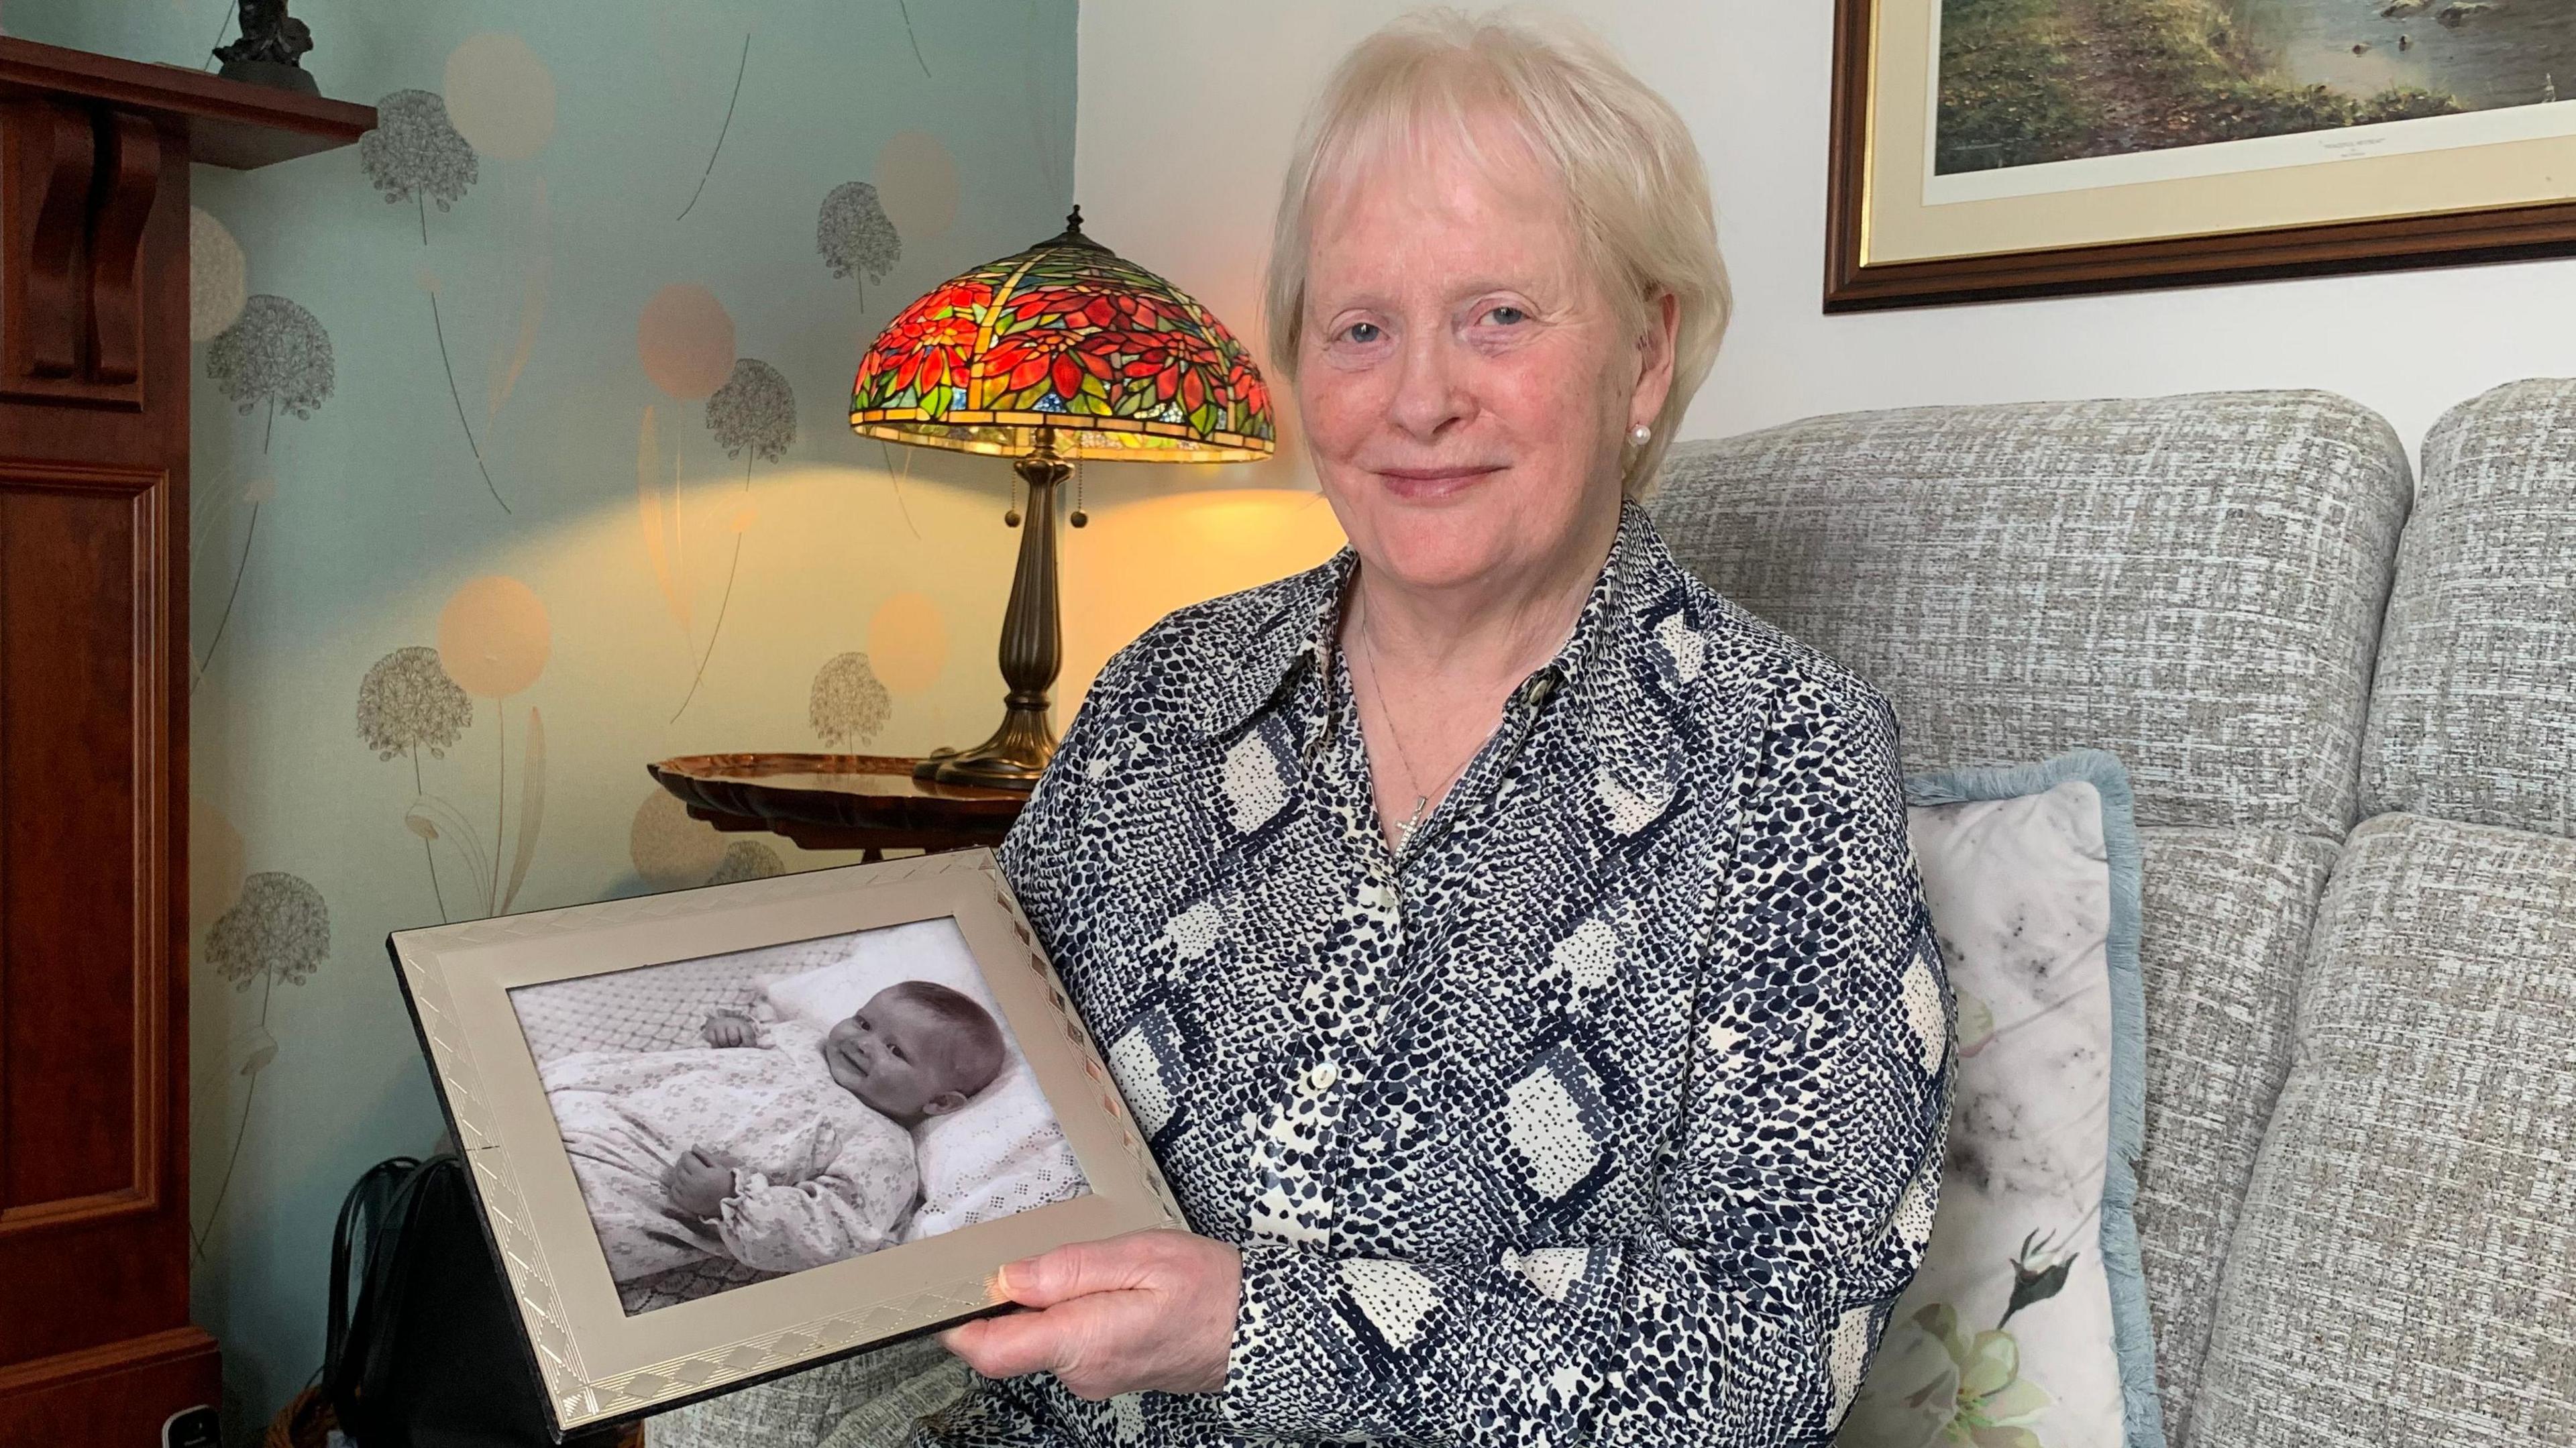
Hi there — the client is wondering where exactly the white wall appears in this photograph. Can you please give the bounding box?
[1077,0,2576,465]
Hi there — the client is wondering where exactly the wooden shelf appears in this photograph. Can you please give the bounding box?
[0,35,374,170]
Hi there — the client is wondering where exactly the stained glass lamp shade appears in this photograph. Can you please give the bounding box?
[852,207,1275,789]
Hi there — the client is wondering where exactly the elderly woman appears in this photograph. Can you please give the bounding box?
[934,11,1951,1445]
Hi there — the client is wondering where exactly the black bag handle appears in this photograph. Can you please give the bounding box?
[325,1156,423,1432]
[322,1154,641,1447]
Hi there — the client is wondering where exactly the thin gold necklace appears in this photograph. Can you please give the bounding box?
[1350,613,1481,847]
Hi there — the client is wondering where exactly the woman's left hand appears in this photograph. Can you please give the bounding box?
[938,1229,1241,1400]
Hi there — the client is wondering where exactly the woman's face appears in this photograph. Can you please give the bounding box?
[1295,124,1673,596]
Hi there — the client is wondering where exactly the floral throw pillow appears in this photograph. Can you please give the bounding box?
[1838,750,2164,1448]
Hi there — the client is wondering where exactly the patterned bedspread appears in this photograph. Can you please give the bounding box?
[510,949,812,1313]
[511,943,847,1063]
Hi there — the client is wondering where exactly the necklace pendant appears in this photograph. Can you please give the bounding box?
[1396,794,1430,844]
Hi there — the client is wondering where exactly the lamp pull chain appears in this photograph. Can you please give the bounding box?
[1069,456,1087,528]
[1004,472,1022,528]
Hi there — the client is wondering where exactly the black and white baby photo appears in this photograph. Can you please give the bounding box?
[508,917,1090,1315]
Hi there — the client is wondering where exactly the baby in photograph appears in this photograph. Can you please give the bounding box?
[539,981,1006,1283]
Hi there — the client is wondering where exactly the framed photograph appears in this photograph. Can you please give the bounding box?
[386,849,1183,1437]
[1828,0,2576,307]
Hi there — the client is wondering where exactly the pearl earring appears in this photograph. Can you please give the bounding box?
[1629,423,1652,447]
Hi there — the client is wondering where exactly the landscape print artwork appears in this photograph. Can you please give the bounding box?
[1938,0,2573,174]
[1829,0,2576,306]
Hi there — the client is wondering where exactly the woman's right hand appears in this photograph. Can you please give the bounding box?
[701,1012,757,1047]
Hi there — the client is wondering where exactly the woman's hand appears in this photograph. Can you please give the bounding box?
[939,1229,1241,1400]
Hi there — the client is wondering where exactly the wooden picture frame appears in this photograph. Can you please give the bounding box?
[1827,0,2576,309]
[386,850,1181,1437]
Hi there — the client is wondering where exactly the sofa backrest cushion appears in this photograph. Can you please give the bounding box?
[1653,390,2410,835]
[2192,812,2576,1447]
[2363,378,2576,838]
[2126,825,2337,1447]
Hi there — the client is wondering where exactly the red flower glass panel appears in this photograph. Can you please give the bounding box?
[851,217,1274,463]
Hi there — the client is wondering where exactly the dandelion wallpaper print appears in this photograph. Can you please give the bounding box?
[0,1,1236,1437]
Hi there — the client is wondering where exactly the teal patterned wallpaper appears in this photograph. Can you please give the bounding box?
[4,1,1077,1435]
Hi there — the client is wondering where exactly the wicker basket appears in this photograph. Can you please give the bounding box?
[261,1388,338,1448]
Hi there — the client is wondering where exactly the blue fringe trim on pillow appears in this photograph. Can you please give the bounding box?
[1905,748,2166,1448]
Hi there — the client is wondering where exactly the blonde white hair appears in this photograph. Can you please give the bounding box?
[1263,7,1729,498]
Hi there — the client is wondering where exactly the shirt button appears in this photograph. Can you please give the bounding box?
[1305,1061,1339,1091]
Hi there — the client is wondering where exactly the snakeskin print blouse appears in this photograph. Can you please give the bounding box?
[936,502,1953,1447]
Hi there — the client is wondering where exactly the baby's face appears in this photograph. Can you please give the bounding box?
[822,988,975,1119]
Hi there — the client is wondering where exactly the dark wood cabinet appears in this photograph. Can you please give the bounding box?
[0,40,370,1446]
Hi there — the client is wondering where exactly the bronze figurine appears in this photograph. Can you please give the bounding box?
[215,0,319,96]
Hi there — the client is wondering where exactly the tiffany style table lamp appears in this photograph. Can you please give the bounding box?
[851,207,1275,789]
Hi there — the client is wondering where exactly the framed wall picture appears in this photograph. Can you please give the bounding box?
[1827,0,2576,308]
[386,850,1182,1436]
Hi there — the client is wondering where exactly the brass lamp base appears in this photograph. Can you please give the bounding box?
[914,704,1055,789]
[920,435,1069,793]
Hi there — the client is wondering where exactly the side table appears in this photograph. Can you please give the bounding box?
[647,753,1028,858]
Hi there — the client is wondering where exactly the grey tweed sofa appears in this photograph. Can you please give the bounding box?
[1654,381,2576,1447]
[664,384,2572,1448]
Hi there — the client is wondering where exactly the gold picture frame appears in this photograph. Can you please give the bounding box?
[386,849,1182,1436]
[1831,0,2576,308]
